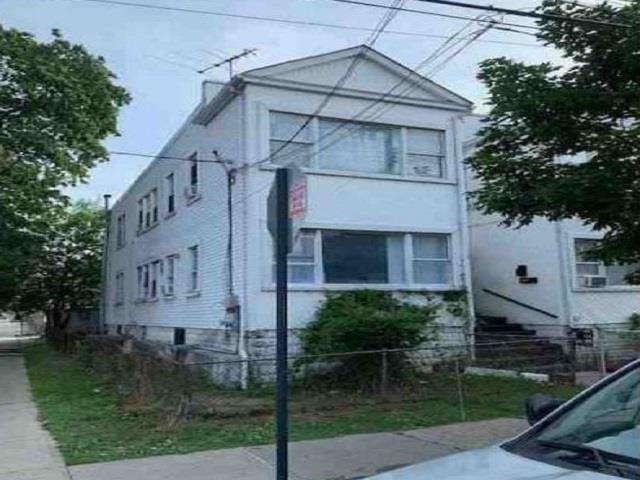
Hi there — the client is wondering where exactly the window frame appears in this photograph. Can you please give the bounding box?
[115,213,126,249]
[410,233,453,286]
[268,228,456,289]
[267,110,449,180]
[571,236,640,290]
[114,271,125,305]
[166,172,176,215]
[187,245,199,293]
[188,152,199,197]
[164,254,178,296]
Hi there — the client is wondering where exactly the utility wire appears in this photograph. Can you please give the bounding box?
[109,150,227,164]
[264,0,406,165]
[408,0,631,28]
[253,18,488,168]
[56,0,543,47]
[329,0,541,30]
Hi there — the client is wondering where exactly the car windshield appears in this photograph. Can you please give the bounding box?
[512,364,640,476]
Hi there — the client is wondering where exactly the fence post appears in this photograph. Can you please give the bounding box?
[454,358,466,422]
[380,349,388,396]
[597,328,607,379]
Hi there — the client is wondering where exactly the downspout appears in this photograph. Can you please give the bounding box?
[100,194,112,335]
[555,221,574,332]
[238,88,250,389]
[452,117,476,351]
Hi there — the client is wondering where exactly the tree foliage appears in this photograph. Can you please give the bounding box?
[298,291,439,388]
[469,0,640,273]
[12,202,104,329]
[0,25,129,307]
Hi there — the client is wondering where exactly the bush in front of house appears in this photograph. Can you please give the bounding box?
[298,290,439,391]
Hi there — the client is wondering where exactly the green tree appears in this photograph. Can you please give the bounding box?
[469,0,640,277]
[12,202,105,332]
[0,25,129,306]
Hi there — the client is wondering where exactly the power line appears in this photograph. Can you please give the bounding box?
[329,0,541,30]
[264,0,406,165]
[108,150,226,164]
[257,19,489,169]
[408,0,631,28]
[56,0,542,47]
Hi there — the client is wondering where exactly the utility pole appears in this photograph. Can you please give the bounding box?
[198,48,257,78]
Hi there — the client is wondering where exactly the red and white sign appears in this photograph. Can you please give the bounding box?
[289,178,307,219]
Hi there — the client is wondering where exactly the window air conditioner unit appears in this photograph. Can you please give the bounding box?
[583,275,608,288]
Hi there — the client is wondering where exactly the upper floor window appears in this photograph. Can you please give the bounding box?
[164,254,178,296]
[319,118,401,174]
[115,271,125,305]
[270,112,313,167]
[406,129,445,178]
[272,229,453,286]
[115,213,126,248]
[188,153,199,197]
[138,189,159,232]
[137,264,150,300]
[268,111,446,179]
[188,245,199,292]
[166,173,175,214]
[137,199,143,230]
[574,238,639,288]
[150,189,158,224]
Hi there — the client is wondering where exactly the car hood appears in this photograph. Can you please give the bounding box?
[366,445,617,480]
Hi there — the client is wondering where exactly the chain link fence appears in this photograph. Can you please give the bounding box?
[54,327,639,426]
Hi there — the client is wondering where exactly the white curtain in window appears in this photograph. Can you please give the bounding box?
[318,119,401,174]
[406,129,445,178]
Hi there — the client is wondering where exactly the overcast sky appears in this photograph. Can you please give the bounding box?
[1,0,565,202]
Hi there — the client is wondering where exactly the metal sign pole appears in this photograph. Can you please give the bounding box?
[275,167,289,480]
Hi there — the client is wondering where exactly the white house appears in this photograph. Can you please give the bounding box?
[104,46,475,383]
[465,116,640,341]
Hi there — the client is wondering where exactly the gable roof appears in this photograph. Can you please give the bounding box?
[193,45,472,124]
[241,45,472,109]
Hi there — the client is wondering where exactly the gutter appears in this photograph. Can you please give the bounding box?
[237,88,250,389]
[453,116,476,350]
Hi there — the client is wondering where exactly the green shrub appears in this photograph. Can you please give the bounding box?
[629,313,640,331]
[298,290,439,390]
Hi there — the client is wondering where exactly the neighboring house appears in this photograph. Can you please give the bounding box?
[104,46,475,384]
[465,116,640,341]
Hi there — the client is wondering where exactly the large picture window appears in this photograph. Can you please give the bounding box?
[268,111,446,178]
[318,119,401,175]
[272,229,453,286]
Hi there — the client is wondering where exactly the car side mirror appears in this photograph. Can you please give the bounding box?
[525,394,565,426]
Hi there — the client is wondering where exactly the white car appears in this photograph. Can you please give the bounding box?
[368,359,640,480]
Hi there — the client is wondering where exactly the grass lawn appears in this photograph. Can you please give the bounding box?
[25,342,583,465]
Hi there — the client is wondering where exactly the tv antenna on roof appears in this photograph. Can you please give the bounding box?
[198,48,258,79]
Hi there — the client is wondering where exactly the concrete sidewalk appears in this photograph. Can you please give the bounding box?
[0,340,71,480]
[70,417,527,480]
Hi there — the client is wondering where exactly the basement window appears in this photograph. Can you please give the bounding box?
[174,328,186,346]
